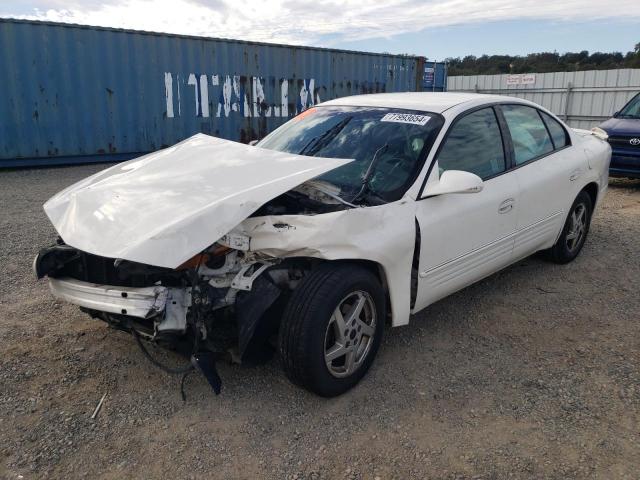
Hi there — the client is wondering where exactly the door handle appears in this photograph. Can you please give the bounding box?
[498,198,514,214]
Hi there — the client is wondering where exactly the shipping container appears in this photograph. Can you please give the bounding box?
[0,19,426,167]
[422,61,447,92]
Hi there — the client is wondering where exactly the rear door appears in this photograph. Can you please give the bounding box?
[413,106,519,312]
[498,105,585,259]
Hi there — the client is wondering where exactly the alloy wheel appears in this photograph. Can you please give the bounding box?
[566,203,587,253]
[323,291,377,378]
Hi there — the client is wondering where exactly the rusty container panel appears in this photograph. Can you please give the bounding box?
[0,19,422,167]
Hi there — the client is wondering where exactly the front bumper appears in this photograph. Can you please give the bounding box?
[609,151,640,178]
[610,167,640,178]
[49,277,168,318]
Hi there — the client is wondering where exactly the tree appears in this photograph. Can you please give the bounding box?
[446,43,640,76]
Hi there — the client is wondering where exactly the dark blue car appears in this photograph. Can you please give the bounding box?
[596,93,640,178]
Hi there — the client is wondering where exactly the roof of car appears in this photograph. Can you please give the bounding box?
[319,92,516,114]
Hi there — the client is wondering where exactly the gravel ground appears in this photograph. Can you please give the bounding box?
[1,164,639,480]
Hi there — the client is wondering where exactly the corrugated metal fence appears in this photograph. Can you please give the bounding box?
[0,19,426,167]
[448,69,640,130]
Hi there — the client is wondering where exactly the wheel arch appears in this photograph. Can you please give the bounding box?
[332,259,393,325]
[554,184,598,245]
[260,257,395,326]
[582,182,599,209]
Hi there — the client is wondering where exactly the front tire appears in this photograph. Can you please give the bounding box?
[548,190,593,264]
[278,263,385,397]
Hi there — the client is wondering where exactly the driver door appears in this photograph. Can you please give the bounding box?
[413,106,519,312]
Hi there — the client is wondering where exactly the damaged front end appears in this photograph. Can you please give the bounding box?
[33,231,317,395]
[34,126,422,396]
[33,134,356,395]
[34,239,282,343]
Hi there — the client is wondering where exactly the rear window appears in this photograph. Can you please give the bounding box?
[501,105,554,165]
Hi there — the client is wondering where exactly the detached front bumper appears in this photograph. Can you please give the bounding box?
[49,277,168,319]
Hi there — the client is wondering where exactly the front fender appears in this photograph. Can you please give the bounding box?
[236,200,417,326]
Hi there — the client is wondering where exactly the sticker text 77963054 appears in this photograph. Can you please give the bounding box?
[380,113,430,126]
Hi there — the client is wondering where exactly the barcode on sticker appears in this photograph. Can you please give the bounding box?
[381,113,430,126]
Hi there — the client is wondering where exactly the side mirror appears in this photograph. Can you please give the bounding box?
[613,111,619,118]
[422,170,484,198]
[248,140,259,146]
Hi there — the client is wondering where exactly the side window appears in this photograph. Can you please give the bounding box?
[540,111,569,149]
[436,107,506,179]
[501,105,554,165]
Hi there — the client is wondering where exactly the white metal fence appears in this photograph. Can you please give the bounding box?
[447,69,640,130]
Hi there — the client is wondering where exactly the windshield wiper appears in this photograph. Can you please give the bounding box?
[299,117,352,156]
[350,144,389,204]
[302,182,358,208]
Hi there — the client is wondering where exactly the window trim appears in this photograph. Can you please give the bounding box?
[538,109,570,150]
[494,106,515,170]
[416,101,574,200]
[538,109,557,149]
[417,103,509,199]
[496,103,572,170]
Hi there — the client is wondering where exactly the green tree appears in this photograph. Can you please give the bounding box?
[446,43,640,76]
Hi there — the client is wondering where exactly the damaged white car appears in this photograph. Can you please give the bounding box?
[35,93,611,397]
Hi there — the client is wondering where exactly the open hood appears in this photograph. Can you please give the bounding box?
[44,134,352,268]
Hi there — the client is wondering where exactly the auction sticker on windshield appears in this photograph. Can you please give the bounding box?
[381,113,430,126]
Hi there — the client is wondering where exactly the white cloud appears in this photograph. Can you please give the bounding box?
[5,0,640,47]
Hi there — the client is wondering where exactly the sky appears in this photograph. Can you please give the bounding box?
[1,0,639,60]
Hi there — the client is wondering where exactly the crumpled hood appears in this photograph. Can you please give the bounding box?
[44,134,352,268]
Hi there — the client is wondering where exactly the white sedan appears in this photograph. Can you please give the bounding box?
[35,93,611,397]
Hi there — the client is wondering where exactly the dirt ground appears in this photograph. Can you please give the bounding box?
[1,165,639,480]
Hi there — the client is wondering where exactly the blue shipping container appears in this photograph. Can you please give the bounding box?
[0,19,425,167]
[422,61,447,92]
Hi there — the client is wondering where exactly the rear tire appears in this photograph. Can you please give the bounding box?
[548,190,593,264]
[278,263,385,397]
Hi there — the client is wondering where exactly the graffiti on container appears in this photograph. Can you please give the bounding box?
[164,73,321,119]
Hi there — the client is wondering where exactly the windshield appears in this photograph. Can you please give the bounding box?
[618,93,640,118]
[257,106,443,203]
